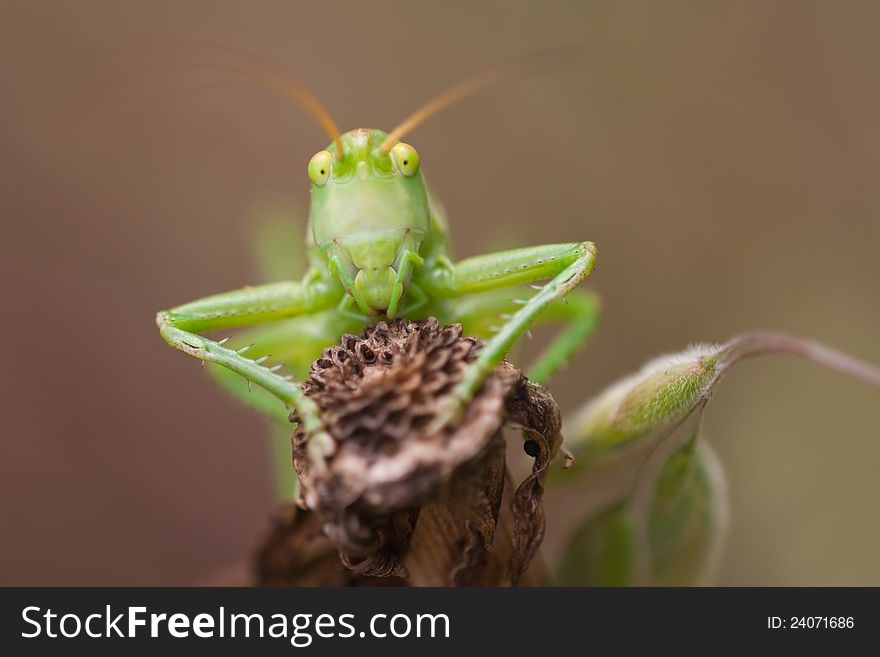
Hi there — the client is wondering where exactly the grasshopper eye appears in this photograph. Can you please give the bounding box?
[308,150,333,186]
[391,143,420,177]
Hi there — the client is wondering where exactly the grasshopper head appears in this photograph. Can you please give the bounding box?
[308,128,430,316]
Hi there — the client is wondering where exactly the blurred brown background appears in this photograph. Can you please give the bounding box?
[1,0,878,585]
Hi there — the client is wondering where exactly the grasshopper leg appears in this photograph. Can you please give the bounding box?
[453,288,601,385]
[400,282,430,317]
[524,289,601,384]
[156,276,345,465]
[205,311,362,499]
[328,255,373,316]
[206,311,362,422]
[420,242,597,424]
[387,250,424,318]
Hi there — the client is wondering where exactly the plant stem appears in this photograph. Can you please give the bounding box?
[718,331,880,389]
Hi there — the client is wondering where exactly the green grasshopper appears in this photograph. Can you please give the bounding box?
[156,54,600,464]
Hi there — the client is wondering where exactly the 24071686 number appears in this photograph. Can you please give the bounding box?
[768,616,854,630]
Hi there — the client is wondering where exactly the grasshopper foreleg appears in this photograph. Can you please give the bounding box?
[156,276,344,467]
[420,241,598,427]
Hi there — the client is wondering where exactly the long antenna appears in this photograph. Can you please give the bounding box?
[144,41,344,155]
[380,48,576,152]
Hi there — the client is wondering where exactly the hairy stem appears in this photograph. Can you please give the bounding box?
[718,331,880,389]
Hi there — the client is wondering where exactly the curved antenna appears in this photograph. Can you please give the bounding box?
[380,48,576,152]
[148,41,344,155]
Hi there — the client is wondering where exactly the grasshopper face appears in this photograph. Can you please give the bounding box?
[309,128,430,315]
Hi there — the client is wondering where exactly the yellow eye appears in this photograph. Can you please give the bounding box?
[391,143,420,176]
[308,150,332,186]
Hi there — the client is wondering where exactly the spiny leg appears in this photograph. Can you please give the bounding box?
[156,276,344,465]
[206,311,360,420]
[209,336,298,500]
[452,288,601,385]
[442,288,519,337]
[206,311,362,499]
[420,241,597,424]
[524,290,601,384]
[453,244,596,403]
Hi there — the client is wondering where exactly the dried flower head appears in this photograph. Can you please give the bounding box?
[288,318,562,584]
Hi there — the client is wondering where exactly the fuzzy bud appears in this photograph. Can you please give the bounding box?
[568,344,722,456]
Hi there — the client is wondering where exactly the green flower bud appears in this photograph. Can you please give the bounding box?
[568,344,722,456]
[557,441,727,586]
